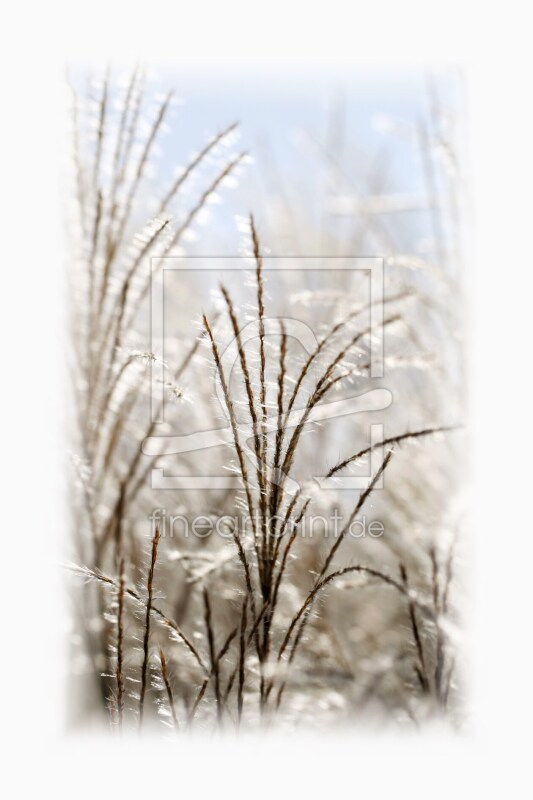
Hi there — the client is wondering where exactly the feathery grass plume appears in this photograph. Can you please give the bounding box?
[139,527,160,726]
[98,217,171,382]
[71,565,207,672]
[273,314,400,523]
[92,69,108,192]
[123,153,248,339]
[230,527,258,622]
[284,563,408,660]
[273,562,410,711]
[269,497,311,630]
[281,288,412,435]
[202,312,259,561]
[107,67,138,219]
[270,488,303,565]
[442,534,456,616]
[223,601,268,706]
[68,74,247,721]
[319,449,394,581]
[326,425,458,477]
[219,285,259,434]
[116,558,126,727]
[69,69,245,590]
[111,89,174,261]
[101,328,210,545]
[270,451,395,707]
[250,214,270,595]
[189,624,238,725]
[274,320,287,475]
[237,598,248,723]
[429,541,453,707]
[250,215,267,455]
[159,648,179,730]
[158,121,239,214]
[429,546,441,610]
[312,312,401,400]
[219,275,282,673]
[219,283,264,523]
[202,588,221,723]
[304,565,425,667]
[268,320,288,553]
[400,563,429,693]
[260,497,312,697]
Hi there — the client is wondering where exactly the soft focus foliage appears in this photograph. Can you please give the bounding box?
[68,69,465,733]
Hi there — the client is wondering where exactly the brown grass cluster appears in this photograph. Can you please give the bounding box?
[68,70,463,733]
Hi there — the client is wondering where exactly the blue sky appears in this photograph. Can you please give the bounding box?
[143,67,460,255]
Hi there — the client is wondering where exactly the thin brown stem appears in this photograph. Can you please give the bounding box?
[400,563,429,693]
[237,598,248,723]
[274,563,407,709]
[203,588,222,723]
[203,313,259,562]
[326,426,457,478]
[188,626,238,725]
[159,647,179,730]
[71,564,207,671]
[139,527,160,726]
[116,558,125,728]
[158,122,238,214]
[250,215,270,596]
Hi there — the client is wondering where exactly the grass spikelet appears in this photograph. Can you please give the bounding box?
[158,121,239,214]
[268,320,288,544]
[202,312,259,554]
[189,623,238,725]
[326,425,458,477]
[250,214,270,594]
[319,449,395,579]
[139,527,160,727]
[159,647,179,730]
[116,557,126,728]
[219,283,264,505]
[71,564,207,671]
[237,598,248,723]
[202,588,221,723]
[400,563,429,693]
